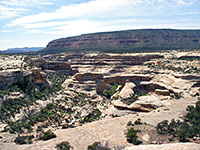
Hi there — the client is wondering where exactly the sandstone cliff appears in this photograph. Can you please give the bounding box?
[41,29,200,54]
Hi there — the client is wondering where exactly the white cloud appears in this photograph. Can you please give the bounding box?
[9,0,141,26]
[24,18,200,37]
[180,12,200,15]
[3,0,200,37]
[2,29,19,32]
[174,0,198,5]
[10,0,199,27]
[0,0,54,19]
[0,40,11,43]
[20,21,67,29]
[0,0,54,6]
[26,29,41,33]
[0,5,27,19]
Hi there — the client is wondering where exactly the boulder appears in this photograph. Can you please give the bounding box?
[90,94,104,102]
[128,103,154,112]
[113,100,127,109]
[113,100,156,112]
[118,82,136,99]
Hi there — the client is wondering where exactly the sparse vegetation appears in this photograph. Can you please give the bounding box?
[122,92,141,105]
[14,135,34,145]
[127,121,134,126]
[4,102,64,134]
[1,48,200,149]
[134,118,142,125]
[84,109,102,122]
[0,71,70,134]
[88,142,110,150]
[55,141,73,150]
[126,128,142,145]
[40,130,56,141]
[170,93,182,99]
[103,83,119,98]
[156,100,200,142]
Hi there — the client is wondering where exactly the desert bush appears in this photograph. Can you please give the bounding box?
[126,128,142,145]
[156,120,169,135]
[134,118,142,125]
[55,141,73,150]
[40,130,56,141]
[87,142,110,150]
[84,109,102,122]
[156,100,200,142]
[103,83,119,98]
[127,121,133,126]
[14,135,34,145]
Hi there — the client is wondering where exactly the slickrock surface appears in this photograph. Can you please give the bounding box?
[126,143,200,150]
[0,97,197,150]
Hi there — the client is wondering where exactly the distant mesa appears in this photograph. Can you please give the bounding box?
[1,47,44,54]
[39,29,200,54]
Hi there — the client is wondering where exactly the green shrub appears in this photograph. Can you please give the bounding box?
[84,109,101,122]
[40,130,56,141]
[87,142,110,150]
[14,135,34,145]
[177,122,190,142]
[103,83,119,98]
[156,120,169,135]
[122,93,140,105]
[55,141,73,150]
[156,100,200,142]
[126,128,142,145]
[134,118,142,125]
[127,121,133,126]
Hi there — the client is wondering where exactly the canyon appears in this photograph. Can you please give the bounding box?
[0,50,200,149]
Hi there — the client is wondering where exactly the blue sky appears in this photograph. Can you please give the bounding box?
[0,0,200,50]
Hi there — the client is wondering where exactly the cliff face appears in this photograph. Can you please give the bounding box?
[0,69,46,88]
[41,29,200,54]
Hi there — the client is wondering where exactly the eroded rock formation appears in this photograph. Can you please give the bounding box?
[0,69,46,88]
[24,56,77,75]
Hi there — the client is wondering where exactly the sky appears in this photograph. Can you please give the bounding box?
[0,0,200,50]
